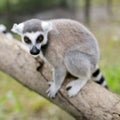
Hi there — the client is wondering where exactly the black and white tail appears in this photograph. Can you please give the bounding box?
[92,68,108,88]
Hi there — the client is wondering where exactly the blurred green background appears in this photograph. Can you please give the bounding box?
[0,0,120,120]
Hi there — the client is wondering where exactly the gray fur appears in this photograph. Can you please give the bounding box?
[43,19,99,69]
[23,19,43,33]
[64,51,93,78]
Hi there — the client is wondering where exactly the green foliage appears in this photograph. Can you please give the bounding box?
[0,0,63,14]
[91,21,120,94]
[0,0,5,10]
[0,91,23,120]
[0,91,22,112]
[0,0,120,15]
[13,0,60,14]
[103,62,120,94]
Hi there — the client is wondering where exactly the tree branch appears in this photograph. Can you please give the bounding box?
[0,34,120,120]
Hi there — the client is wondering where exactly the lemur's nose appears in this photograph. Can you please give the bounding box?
[30,46,40,55]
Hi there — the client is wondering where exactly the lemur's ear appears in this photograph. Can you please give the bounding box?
[41,21,52,32]
[11,23,24,35]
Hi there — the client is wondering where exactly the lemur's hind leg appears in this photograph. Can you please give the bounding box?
[64,50,95,97]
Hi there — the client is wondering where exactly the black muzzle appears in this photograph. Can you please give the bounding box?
[30,46,40,55]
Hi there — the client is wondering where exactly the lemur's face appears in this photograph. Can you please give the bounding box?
[21,31,47,56]
[11,19,52,57]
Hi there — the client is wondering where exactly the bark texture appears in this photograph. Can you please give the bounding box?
[0,34,120,120]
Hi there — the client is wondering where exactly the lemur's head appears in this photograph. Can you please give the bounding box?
[11,19,52,56]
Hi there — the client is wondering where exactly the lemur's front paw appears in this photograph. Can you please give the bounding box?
[46,82,59,98]
[66,81,81,97]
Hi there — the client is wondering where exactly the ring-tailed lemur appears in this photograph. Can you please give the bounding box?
[11,19,107,98]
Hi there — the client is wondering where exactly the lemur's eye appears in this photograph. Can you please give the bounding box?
[24,36,31,44]
[36,35,44,43]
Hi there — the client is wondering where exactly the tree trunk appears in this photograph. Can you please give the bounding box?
[0,34,120,120]
[107,0,113,15]
[60,0,68,9]
[5,0,12,24]
[84,0,91,24]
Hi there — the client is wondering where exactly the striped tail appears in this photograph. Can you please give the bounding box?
[92,68,108,88]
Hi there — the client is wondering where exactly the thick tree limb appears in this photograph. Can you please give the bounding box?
[0,34,120,120]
